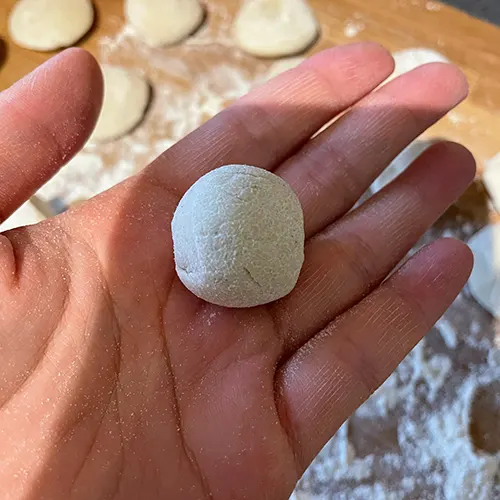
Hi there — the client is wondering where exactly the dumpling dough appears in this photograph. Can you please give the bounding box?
[468,224,500,318]
[388,48,450,82]
[264,57,305,81]
[0,201,45,232]
[125,0,204,47]
[482,153,500,213]
[172,165,305,308]
[90,66,150,143]
[370,139,438,194]
[8,0,94,52]
[233,0,319,58]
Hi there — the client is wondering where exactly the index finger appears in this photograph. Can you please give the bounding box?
[145,43,394,196]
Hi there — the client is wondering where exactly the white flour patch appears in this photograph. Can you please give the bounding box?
[344,19,365,38]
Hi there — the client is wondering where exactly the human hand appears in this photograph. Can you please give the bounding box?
[0,44,474,500]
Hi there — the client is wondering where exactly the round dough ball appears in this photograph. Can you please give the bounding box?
[125,0,204,47]
[90,66,150,143]
[172,165,305,308]
[468,224,500,318]
[8,0,94,52]
[233,0,319,58]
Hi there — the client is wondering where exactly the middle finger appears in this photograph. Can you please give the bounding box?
[277,62,469,238]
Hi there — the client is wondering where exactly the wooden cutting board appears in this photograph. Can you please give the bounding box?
[1,0,500,171]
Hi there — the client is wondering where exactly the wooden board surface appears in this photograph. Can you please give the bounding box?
[1,0,500,171]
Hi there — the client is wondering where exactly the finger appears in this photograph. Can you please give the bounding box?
[274,142,475,351]
[276,238,472,469]
[144,43,394,196]
[0,48,103,220]
[276,62,469,237]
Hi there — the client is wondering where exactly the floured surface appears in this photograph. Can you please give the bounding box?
[2,0,500,497]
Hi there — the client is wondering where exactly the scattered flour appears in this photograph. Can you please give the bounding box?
[426,1,442,11]
[343,19,365,38]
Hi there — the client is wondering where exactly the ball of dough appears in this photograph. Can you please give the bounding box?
[233,0,319,58]
[90,66,150,143]
[468,225,500,318]
[125,0,204,47]
[172,165,305,308]
[8,0,94,52]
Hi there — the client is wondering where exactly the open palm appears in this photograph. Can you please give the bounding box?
[0,44,475,500]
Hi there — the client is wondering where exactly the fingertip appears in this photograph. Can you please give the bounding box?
[414,62,469,102]
[423,141,477,182]
[302,43,395,100]
[436,237,474,273]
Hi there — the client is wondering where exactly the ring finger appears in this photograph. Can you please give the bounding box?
[273,142,476,354]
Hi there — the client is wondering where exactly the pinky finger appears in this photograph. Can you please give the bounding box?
[276,238,472,470]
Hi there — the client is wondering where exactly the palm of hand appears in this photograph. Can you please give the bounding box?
[0,45,474,500]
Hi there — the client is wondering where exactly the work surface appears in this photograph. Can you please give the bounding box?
[1,1,500,498]
[1,0,500,171]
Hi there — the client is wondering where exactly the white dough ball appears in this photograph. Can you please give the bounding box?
[125,0,204,47]
[468,225,500,318]
[8,0,94,52]
[233,0,319,58]
[172,165,305,308]
[90,66,150,143]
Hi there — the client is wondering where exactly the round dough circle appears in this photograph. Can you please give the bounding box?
[264,57,305,81]
[8,0,94,52]
[468,224,500,318]
[90,66,150,143]
[172,165,305,308]
[233,0,319,58]
[370,139,438,194]
[389,48,450,82]
[125,0,204,47]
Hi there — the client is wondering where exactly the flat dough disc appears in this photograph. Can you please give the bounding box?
[264,57,305,81]
[90,66,150,143]
[8,0,94,52]
[0,201,45,232]
[468,224,500,318]
[125,0,204,47]
[370,139,437,194]
[388,48,450,82]
[233,0,319,58]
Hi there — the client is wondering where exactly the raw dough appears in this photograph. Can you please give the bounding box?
[389,48,450,82]
[370,139,438,194]
[482,153,500,214]
[233,0,319,58]
[125,0,204,47]
[264,57,305,81]
[468,224,500,318]
[171,165,304,308]
[8,0,94,52]
[0,201,45,232]
[90,66,150,143]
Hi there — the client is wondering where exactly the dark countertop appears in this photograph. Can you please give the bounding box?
[444,0,500,24]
